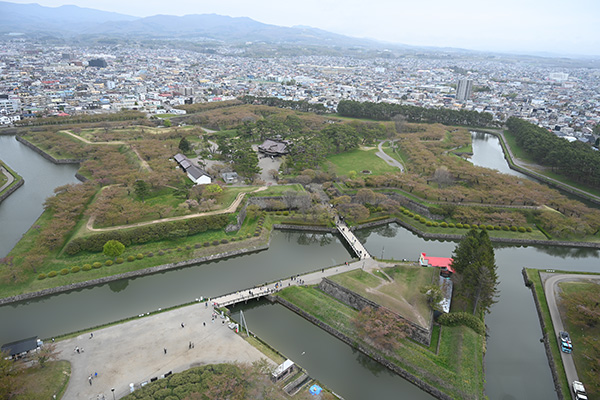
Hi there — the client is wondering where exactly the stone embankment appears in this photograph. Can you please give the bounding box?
[318,278,432,346]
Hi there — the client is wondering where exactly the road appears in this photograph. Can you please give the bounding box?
[0,165,15,193]
[541,272,600,395]
[376,140,404,172]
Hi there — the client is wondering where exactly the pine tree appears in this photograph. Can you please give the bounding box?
[451,229,499,315]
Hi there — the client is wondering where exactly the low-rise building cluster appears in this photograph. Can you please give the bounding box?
[1,38,598,144]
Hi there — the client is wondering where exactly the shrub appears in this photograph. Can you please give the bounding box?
[127,255,135,262]
[221,239,228,244]
[432,222,439,227]
[456,223,463,228]
[254,232,260,236]
[194,243,201,248]
[426,221,433,226]
[60,268,69,275]
[487,225,494,230]
[71,266,81,273]
[136,253,144,259]
[413,214,420,220]
[526,227,532,232]
[212,240,220,246]
[38,273,47,280]
[419,217,426,224]
[82,264,92,271]
[186,245,191,250]
[158,250,165,255]
[494,225,501,230]
[275,211,282,215]
[283,211,289,216]
[105,260,113,266]
[448,223,455,228]
[501,225,509,231]
[463,224,470,229]
[48,271,58,278]
[518,227,526,233]
[437,312,486,335]
[203,242,210,247]
[403,209,410,215]
[510,226,518,231]
[92,262,102,269]
[116,257,124,264]
[176,247,182,252]
[147,252,154,257]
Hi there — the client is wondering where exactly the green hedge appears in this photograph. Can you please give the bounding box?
[64,214,229,255]
[437,312,486,335]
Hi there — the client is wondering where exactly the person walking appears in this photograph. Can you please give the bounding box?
[164,348,167,355]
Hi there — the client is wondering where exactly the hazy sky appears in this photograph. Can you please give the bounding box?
[8,0,600,56]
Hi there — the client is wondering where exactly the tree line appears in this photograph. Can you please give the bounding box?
[337,100,495,127]
[506,117,600,188]
[239,96,329,114]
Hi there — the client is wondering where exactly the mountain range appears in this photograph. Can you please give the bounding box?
[0,1,384,49]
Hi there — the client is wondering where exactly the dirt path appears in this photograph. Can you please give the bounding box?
[86,186,267,232]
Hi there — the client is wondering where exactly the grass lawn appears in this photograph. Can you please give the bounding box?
[328,265,435,328]
[558,280,600,397]
[249,183,305,196]
[276,286,484,399]
[326,148,400,176]
[13,360,70,400]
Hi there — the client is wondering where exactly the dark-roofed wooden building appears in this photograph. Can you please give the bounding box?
[173,153,211,185]
[258,139,290,156]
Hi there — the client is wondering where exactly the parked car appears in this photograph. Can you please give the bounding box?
[559,331,572,353]
[572,381,588,400]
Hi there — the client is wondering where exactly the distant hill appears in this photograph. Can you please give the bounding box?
[0,1,137,33]
[0,1,381,48]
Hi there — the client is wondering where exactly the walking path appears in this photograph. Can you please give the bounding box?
[0,165,15,193]
[541,272,600,391]
[86,187,266,232]
[56,302,270,400]
[376,140,404,172]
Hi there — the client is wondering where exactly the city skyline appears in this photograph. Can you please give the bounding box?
[3,0,600,57]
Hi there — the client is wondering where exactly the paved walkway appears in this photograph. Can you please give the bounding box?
[56,302,270,400]
[0,165,15,193]
[541,272,600,392]
[375,140,404,172]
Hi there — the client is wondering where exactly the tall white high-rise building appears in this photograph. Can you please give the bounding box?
[456,79,473,101]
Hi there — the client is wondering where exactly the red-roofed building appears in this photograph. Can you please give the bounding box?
[419,252,455,277]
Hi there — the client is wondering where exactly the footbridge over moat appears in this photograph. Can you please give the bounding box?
[210,259,377,308]
[335,218,371,260]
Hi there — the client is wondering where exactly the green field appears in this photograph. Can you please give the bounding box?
[328,265,436,328]
[326,148,400,176]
